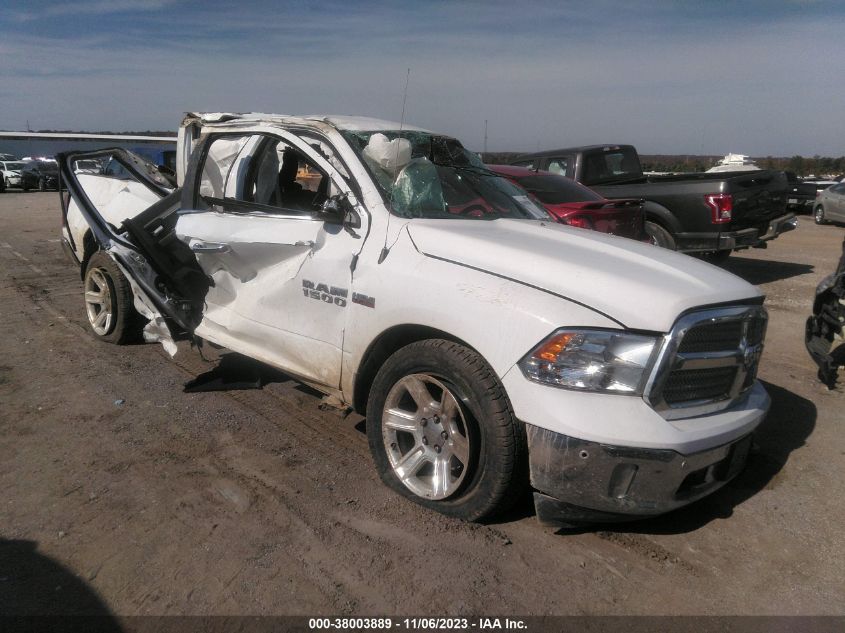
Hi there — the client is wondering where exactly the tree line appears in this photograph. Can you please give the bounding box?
[639,154,845,177]
[482,152,845,177]
[27,129,177,137]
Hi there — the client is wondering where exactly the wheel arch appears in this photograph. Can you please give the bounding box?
[79,228,99,280]
[642,200,682,234]
[352,323,484,415]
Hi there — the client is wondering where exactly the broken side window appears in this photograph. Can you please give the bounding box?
[198,134,335,216]
[198,135,252,203]
[298,132,351,181]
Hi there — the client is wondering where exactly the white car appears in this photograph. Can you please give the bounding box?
[58,113,770,525]
[1,160,26,189]
[813,182,845,225]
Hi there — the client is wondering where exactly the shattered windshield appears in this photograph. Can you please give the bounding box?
[343,130,549,220]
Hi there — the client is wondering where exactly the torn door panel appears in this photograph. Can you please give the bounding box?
[175,212,316,291]
[59,149,210,343]
[76,174,164,225]
[173,211,343,385]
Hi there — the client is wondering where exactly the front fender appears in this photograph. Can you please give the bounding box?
[341,231,620,400]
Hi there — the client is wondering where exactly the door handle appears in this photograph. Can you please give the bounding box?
[295,240,314,248]
[191,241,231,253]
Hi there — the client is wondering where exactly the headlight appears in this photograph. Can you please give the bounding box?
[519,329,659,394]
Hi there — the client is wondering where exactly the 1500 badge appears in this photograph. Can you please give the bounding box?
[303,280,348,306]
[302,280,376,309]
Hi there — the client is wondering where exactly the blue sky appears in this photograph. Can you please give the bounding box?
[1,0,843,155]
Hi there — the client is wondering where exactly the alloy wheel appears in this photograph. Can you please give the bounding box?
[85,267,114,335]
[381,373,472,500]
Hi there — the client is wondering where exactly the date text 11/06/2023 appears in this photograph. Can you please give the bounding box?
[308,617,528,630]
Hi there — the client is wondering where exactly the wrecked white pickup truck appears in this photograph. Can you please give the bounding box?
[58,112,770,525]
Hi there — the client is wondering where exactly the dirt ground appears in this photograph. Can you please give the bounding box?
[1,191,843,617]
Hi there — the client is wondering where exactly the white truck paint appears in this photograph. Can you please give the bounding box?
[59,113,770,525]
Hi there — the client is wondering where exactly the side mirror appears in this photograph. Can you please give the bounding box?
[319,194,361,229]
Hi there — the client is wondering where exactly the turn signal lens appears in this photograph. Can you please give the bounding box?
[535,332,577,362]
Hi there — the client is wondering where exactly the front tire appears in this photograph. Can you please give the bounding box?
[644,220,676,250]
[366,339,527,521]
[814,205,827,225]
[83,251,142,344]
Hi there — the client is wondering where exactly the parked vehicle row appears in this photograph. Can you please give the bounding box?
[58,113,771,528]
[511,144,797,260]
[0,159,60,192]
[786,171,841,215]
[0,160,25,189]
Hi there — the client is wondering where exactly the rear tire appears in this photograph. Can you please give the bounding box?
[83,251,143,344]
[644,220,676,250]
[814,205,827,225]
[366,339,528,521]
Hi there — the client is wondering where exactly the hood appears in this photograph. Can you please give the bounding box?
[406,219,761,332]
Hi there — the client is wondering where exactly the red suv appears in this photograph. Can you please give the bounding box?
[487,164,645,240]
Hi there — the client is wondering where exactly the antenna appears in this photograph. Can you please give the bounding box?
[394,67,411,181]
[483,119,488,156]
[379,67,411,264]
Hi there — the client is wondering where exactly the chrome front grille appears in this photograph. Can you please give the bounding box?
[677,321,743,353]
[645,305,768,419]
[662,366,738,404]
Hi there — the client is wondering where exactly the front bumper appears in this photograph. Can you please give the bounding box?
[674,212,797,253]
[528,427,757,525]
[503,371,771,525]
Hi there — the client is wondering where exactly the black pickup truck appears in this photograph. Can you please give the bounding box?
[512,145,796,259]
[785,171,821,214]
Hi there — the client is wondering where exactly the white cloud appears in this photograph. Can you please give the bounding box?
[12,0,175,22]
[1,2,843,155]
